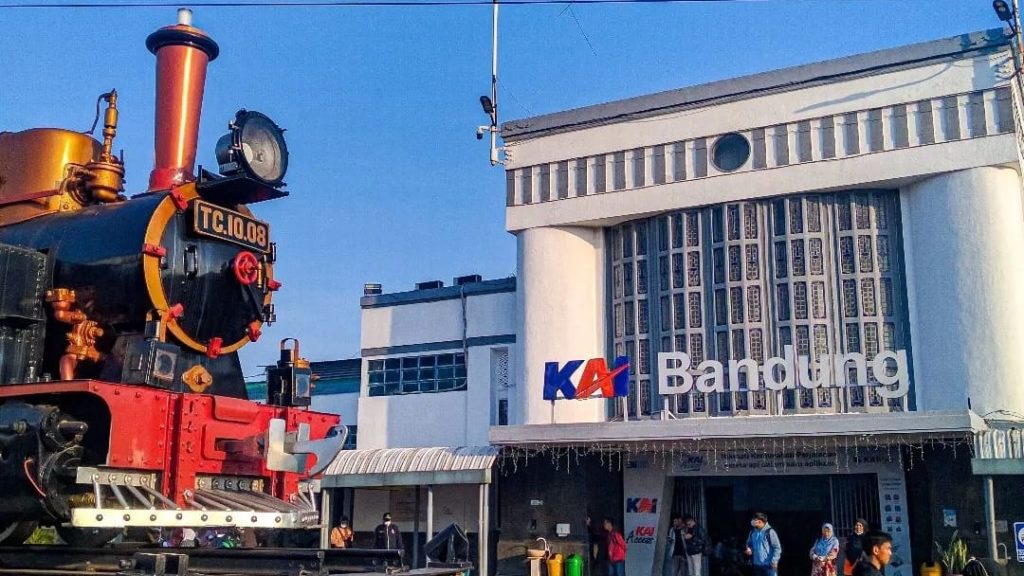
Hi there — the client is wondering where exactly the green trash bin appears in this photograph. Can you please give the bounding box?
[566,554,584,576]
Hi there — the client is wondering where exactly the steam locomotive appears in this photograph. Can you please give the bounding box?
[0,10,341,547]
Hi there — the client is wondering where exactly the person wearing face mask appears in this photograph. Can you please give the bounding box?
[744,513,781,576]
[843,519,868,576]
[331,516,355,549]
[374,512,404,554]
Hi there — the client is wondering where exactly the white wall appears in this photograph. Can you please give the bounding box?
[357,344,500,448]
[901,166,1024,416]
[505,51,1005,169]
[503,48,1015,232]
[516,226,608,425]
[312,393,358,428]
[353,484,481,536]
[358,286,515,448]
[362,292,516,350]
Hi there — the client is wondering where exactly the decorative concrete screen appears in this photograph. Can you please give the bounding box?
[609,190,908,418]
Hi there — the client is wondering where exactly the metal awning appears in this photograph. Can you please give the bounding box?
[319,446,500,488]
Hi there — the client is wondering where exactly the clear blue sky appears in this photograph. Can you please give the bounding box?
[0,0,1000,376]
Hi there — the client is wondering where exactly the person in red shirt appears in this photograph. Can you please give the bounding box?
[604,517,627,576]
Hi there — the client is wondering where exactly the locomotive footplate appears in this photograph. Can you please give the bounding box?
[0,545,470,576]
[71,486,319,530]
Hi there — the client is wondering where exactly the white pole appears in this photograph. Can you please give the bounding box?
[983,476,998,559]
[479,484,490,576]
[489,0,500,166]
[426,485,435,542]
[320,489,332,549]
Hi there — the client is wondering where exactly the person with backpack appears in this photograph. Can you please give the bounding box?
[604,517,627,576]
[745,512,782,576]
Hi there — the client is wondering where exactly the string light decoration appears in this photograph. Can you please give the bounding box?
[495,432,975,475]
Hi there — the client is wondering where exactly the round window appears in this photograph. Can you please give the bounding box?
[712,133,750,172]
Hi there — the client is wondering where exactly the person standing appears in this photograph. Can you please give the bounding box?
[745,512,781,576]
[331,516,355,549]
[588,515,607,576]
[604,517,627,576]
[809,524,840,576]
[843,519,868,576]
[682,515,706,576]
[852,532,893,576]
[374,512,404,555]
[665,515,687,576]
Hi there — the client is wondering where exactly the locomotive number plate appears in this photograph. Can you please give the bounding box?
[192,200,270,253]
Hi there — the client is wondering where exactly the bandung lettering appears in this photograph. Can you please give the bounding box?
[625,497,658,514]
[656,346,909,399]
[543,357,629,400]
[625,525,656,545]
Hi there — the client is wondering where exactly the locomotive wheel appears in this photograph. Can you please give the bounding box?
[55,525,119,547]
[0,520,38,545]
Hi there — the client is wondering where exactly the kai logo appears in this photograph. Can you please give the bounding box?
[626,525,656,544]
[542,357,629,401]
[626,497,658,514]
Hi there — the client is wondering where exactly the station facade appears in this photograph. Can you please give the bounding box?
[490,27,1024,576]
[320,28,1024,576]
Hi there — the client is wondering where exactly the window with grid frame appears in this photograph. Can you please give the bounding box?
[367,352,467,397]
[609,190,908,417]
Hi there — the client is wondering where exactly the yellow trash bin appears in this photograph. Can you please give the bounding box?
[920,562,942,576]
[547,553,564,576]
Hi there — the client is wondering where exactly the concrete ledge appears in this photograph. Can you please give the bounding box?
[505,135,1018,231]
[971,458,1024,475]
[489,409,986,445]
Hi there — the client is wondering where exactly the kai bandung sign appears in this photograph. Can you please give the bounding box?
[543,356,629,400]
[657,346,910,398]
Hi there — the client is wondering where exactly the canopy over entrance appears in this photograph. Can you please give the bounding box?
[319,446,499,488]
[316,447,500,576]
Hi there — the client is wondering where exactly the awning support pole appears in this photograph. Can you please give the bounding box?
[984,475,998,559]
[479,483,490,576]
[426,485,434,542]
[414,486,422,568]
[319,488,332,549]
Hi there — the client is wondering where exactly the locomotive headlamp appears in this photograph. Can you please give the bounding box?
[215,110,289,187]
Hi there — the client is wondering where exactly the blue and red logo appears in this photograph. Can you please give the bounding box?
[626,497,658,514]
[543,356,629,401]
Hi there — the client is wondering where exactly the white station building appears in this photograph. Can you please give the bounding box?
[315,28,1024,576]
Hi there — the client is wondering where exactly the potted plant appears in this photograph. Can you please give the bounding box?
[934,531,969,576]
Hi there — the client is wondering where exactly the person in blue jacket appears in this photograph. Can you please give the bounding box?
[745,512,782,576]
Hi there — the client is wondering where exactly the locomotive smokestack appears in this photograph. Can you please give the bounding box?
[146,8,219,191]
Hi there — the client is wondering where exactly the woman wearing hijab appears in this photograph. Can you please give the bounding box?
[843,519,868,576]
[809,523,840,576]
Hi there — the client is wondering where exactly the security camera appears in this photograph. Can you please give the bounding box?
[476,126,488,140]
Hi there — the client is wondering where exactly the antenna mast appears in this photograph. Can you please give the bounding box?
[477,0,503,165]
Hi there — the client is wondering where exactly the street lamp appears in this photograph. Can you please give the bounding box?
[994,0,1015,27]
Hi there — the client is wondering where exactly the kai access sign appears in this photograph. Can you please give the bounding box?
[543,356,629,400]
